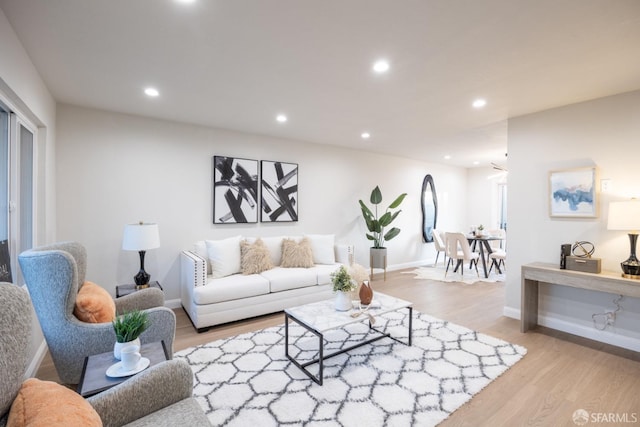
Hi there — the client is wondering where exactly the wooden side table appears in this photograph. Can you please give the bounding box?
[116,280,162,298]
[77,341,169,397]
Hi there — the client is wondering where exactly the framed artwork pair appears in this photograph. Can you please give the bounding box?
[213,156,298,224]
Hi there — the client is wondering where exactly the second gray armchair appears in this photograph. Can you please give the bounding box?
[18,241,176,384]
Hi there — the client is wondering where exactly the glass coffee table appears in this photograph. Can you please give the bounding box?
[284,292,412,385]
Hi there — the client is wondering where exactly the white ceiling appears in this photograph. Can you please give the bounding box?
[2,0,640,168]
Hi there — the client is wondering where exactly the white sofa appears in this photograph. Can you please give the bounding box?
[180,235,352,331]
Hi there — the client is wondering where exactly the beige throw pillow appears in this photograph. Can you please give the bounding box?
[240,239,273,275]
[281,238,314,268]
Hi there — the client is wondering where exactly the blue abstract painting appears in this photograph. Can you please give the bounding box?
[549,168,597,218]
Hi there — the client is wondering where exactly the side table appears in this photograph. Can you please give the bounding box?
[116,280,163,298]
[77,340,169,397]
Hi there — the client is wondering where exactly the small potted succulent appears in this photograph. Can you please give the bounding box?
[330,265,357,311]
[112,310,149,359]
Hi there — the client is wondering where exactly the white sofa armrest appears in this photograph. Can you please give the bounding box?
[335,244,354,265]
[181,250,207,289]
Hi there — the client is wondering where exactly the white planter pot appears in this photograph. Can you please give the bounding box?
[334,291,352,311]
[114,337,141,360]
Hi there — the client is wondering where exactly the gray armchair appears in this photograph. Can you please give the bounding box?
[18,241,176,384]
[0,283,210,427]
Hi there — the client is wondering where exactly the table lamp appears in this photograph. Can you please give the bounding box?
[607,199,640,279]
[122,222,160,288]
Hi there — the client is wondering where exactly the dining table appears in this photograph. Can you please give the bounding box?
[466,234,504,278]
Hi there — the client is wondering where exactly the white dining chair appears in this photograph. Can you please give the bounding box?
[488,229,506,274]
[431,229,446,267]
[444,232,479,277]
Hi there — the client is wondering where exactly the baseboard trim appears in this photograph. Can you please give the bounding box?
[165,298,182,309]
[25,341,48,378]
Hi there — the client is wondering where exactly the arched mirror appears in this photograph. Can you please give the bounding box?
[421,174,438,242]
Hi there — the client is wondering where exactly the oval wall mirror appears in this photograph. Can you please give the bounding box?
[421,174,438,242]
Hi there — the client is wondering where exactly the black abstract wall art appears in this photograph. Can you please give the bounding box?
[213,156,259,223]
[261,160,298,222]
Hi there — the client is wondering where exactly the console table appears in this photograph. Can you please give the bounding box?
[521,262,640,333]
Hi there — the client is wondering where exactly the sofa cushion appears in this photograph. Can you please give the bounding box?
[240,239,273,275]
[7,378,102,427]
[261,267,317,293]
[280,238,314,268]
[261,236,285,266]
[205,236,241,278]
[193,241,211,275]
[305,234,336,265]
[73,281,116,323]
[314,264,342,285]
[194,274,270,305]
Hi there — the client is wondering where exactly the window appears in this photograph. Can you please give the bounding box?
[0,97,36,284]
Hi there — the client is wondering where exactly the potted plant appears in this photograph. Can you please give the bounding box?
[476,224,485,237]
[330,265,357,311]
[112,310,149,359]
[359,186,407,270]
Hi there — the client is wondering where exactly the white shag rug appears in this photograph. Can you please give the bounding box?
[406,264,505,285]
[175,310,526,426]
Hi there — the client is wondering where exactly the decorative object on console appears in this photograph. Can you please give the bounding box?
[261,160,298,222]
[112,310,148,360]
[330,265,356,311]
[213,155,259,224]
[607,198,640,279]
[122,221,160,288]
[420,174,437,243]
[564,241,600,273]
[549,167,598,218]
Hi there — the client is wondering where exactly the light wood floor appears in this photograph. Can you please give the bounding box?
[37,269,640,426]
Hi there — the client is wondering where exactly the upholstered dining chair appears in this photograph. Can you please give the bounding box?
[18,241,176,384]
[444,232,479,277]
[488,229,506,274]
[0,283,210,427]
[431,229,446,267]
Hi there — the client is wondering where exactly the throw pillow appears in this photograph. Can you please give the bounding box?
[240,239,273,275]
[205,236,242,278]
[73,281,116,323]
[304,234,336,264]
[281,237,314,268]
[7,378,103,427]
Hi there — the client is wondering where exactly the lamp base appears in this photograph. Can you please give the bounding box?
[133,269,150,288]
[135,283,151,290]
[621,273,640,280]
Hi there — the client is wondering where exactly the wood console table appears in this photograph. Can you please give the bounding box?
[521,262,640,333]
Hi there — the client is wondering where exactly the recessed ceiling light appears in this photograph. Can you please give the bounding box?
[473,161,480,165]
[276,114,287,123]
[472,98,487,109]
[144,87,159,97]
[175,0,196,3]
[372,60,390,74]
[361,132,371,139]
[444,155,451,160]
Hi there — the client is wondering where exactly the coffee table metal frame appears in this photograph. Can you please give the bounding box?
[284,293,412,385]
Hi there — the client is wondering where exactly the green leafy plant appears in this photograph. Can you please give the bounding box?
[359,186,407,248]
[330,265,356,293]
[112,310,149,343]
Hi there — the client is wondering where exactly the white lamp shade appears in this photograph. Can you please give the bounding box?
[607,200,640,231]
[122,223,160,251]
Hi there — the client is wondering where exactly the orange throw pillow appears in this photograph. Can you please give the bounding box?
[7,378,103,427]
[73,281,116,323]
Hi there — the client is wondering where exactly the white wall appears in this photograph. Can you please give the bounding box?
[0,8,57,374]
[466,166,507,232]
[56,104,469,302]
[507,89,640,350]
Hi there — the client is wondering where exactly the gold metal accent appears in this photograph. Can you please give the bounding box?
[621,273,640,280]
[135,283,150,289]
